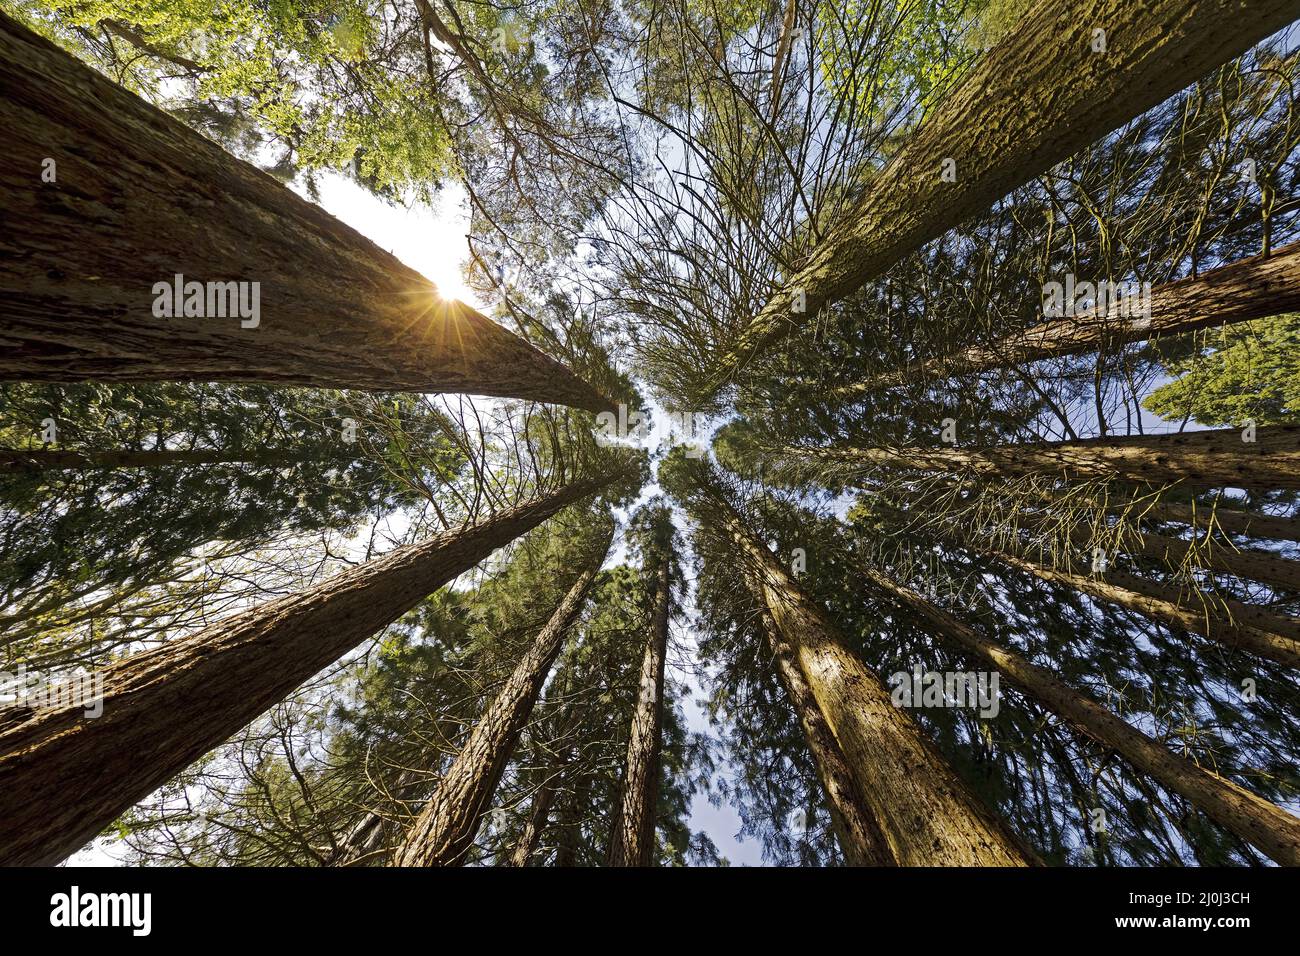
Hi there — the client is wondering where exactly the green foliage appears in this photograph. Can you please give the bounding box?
[1144,315,1300,427]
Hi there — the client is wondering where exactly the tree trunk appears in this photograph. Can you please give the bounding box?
[0,446,302,471]
[553,777,588,866]
[509,767,563,867]
[701,487,1037,865]
[703,0,1300,398]
[843,241,1300,392]
[0,473,618,866]
[0,14,612,414]
[862,567,1300,865]
[1126,528,1300,595]
[755,605,895,865]
[798,424,1300,491]
[1138,501,1300,543]
[988,548,1300,669]
[392,528,612,867]
[607,554,671,867]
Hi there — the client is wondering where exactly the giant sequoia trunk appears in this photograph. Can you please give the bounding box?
[796,425,1300,492]
[0,446,302,471]
[0,14,611,413]
[704,0,1300,397]
[607,554,671,867]
[988,548,1300,669]
[702,488,1036,865]
[0,474,618,866]
[843,241,1300,393]
[755,605,894,865]
[863,569,1300,865]
[392,529,612,867]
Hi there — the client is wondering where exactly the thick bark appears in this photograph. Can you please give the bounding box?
[0,446,301,471]
[843,241,1300,393]
[703,490,1036,865]
[0,15,612,413]
[755,605,895,865]
[0,473,618,866]
[607,555,671,867]
[989,548,1300,669]
[864,569,1300,865]
[703,0,1300,398]
[798,424,1300,492]
[392,529,612,867]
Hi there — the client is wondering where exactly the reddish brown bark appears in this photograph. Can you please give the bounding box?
[704,0,1300,398]
[845,241,1300,393]
[701,486,1036,865]
[606,554,671,867]
[755,605,895,865]
[798,425,1300,492]
[0,474,618,866]
[0,14,612,413]
[864,568,1300,865]
[392,527,613,867]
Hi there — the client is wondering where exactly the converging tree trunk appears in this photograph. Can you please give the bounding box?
[987,548,1300,670]
[794,425,1300,492]
[703,0,1300,397]
[755,604,895,865]
[392,527,613,867]
[607,552,671,867]
[1137,501,1300,544]
[509,762,566,867]
[0,14,612,413]
[841,241,1300,393]
[0,473,620,866]
[862,568,1300,865]
[700,484,1037,865]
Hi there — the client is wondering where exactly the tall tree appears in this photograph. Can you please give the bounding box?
[607,505,675,867]
[861,566,1300,864]
[666,456,1037,865]
[0,14,613,413]
[0,471,624,865]
[701,0,1300,399]
[392,522,614,866]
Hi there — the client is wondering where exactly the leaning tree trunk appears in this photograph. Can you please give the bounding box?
[392,528,612,867]
[795,425,1300,492]
[1137,500,1300,544]
[509,764,565,867]
[755,604,894,866]
[0,14,612,413]
[702,0,1300,399]
[988,547,1300,669]
[0,446,302,471]
[863,568,1300,865]
[607,553,671,867]
[701,487,1036,865]
[0,472,619,866]
[1120,528,1300,595]
[843,241,1300,393]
